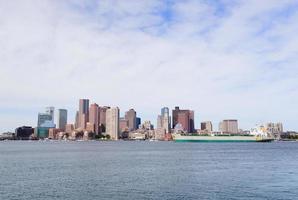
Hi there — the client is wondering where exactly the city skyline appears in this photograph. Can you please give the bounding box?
[0,98,294,133]
[1,1,298,132]
[15,99,286,133]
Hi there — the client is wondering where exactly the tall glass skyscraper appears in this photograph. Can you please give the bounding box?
[57,109,67,131]
[79,99,89,129]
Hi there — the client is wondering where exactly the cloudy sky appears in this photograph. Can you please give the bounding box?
[1,0,298,132]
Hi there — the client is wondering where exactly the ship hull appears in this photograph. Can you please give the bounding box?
[173,135,274,143]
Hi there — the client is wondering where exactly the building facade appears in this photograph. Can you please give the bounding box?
[57,109,67,131]
[38,107,55,128]
[78,99,89,129]
[106,107,120,140]
[89,103,99,134]
[15,126,34,140]
[157,107,171,133]
[99,106,110,133]
[125,109,137,131]
[220,120,238,134]
[172,106,194,133]
[119,118,129,132]
[201,121,213,132]
[136,117,141,129]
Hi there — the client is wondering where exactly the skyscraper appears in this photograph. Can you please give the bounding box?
[89,103,99,134]
[99,106,110,133]
[157,115,162,129]
[57,109,67,131]
[75,111,79,129]
[106,107,120,140]
[78,99,89,129]
[161,107,171,133]
[157,107,171,133]
[37,107,56,138]
[136,117,141,129]
[172,106,194,133]
[161,107,169,117]
[38,107,55,127]
[219,120,238,134]
[125,109,137,131]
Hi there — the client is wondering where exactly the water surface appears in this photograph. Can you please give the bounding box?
[0,141,297,200]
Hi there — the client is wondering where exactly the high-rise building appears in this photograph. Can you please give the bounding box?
[201,121,213,132]
[78,99,89,129]
[172,107,194,133]
[136,117,141,129]
[57,109,67,131]
[36,107,56,138]
[157,115,162,129]
[106,107,120,140]
[161,107,169,116]
[157,107,171,133]
[162,107,171,133]
[75,111,79,129]
[99,106,110,133]
[46,107,55,122]
[219,120,238,134]
[189,110,194,133]
[177,112,189,132]
[89,103,99,134]
[38,107,55,128]
[125,109,137,131]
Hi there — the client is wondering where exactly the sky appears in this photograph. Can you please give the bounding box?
[0,0,298,132]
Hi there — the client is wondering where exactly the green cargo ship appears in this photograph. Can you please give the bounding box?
[172,134,274,142]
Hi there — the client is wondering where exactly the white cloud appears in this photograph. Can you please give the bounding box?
[0,0,298,132]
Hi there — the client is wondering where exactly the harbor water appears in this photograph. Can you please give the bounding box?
[0,141,298,200]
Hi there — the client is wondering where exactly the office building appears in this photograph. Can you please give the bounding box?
[136,117,141,128]
[78,99,89,129]
[119,118,129,132]
[157,115,162,129]
[125,109,137,131]
[220,120,238,134]
[172,106,195,133]
[89,103,99,134]
[36,107,56,138]
[15,126,34,140]
[37,107,55,128]
[75,111,79,129]
[99,106,110,133]
[157,107,171,133]
[106,107,120,140]
[57,109,67,131]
